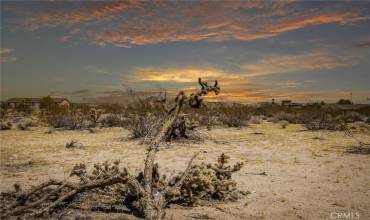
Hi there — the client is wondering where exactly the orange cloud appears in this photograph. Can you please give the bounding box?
[23,1,140,31]
[133,67,244,84]
[241,51,354,77]
[269,13,370,33]
[0,48,15,54]
[0,48,17,63]
[0,56,17,63]
[7,1,369,46]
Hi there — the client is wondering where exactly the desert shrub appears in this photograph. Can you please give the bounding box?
[337,99,352,105]
[80,119,95,130]
[65,139,83,148]
[256,103,289,118]
[47,114,79,130]
[273,111,298,123]
[99,103,124,114]
[168,153,245,205]
[220,115,246,127]
[0,104,8,119]
[279,120,289,128]
[0,121,12,130]
[128,113,163,139]
[96,113,125,127]
[16,118,35,130]
[249,115,263,124]
[218,104,250,127]
[166,115,201,141]
[339,111,367,123]
[303,113,343,131]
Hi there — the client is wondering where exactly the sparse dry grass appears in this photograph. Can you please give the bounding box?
[1,122,370,219]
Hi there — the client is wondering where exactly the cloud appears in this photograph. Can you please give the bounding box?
[353,40,370,48]
[133,67,243,84]
[0,48,15,54]
[69,89,90,95]
[86,65,112,75]
[50,89,92,100]
[274,81,302,89]
[0,56,17,63]
[0,47,17,63]
[5,1,370,47]
[241,51,354,77]
[22,2,140,31]
[60,28,81,42]
[268,13,370,33]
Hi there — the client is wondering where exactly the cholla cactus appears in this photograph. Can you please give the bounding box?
[168,153,244,205]
[0,121,12,130]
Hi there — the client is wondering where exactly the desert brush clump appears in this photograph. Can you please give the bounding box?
[0,120,12,130]
[303,112,344,131]
[128,112,164,140]
[219,104,250,127]
[65,139,83,149]
[0,153,244,219]
[167,153,246,205]
[249,115,263,124]
[0,78,247,220]
[344,127,370,154]
[16,118,36,130]
[272,111,298,124]
[96,113,127,127]
[47,114,81,130]
[279,120,289,129]
[339,111,368,123]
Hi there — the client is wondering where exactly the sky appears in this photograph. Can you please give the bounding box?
[1,0,370,104]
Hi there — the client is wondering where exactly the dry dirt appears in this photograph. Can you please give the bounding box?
[1,122,369,219]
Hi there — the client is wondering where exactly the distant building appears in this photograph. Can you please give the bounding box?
[281,100,302,108]
[6,97,71,109]
[281,100,292,106]
[288,102,302,108]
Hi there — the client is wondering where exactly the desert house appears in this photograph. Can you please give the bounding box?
[6,97,71,109]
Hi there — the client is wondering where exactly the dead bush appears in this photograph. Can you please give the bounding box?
[0,121,12,130]
[0,153,245,219]
[249,115,263,124]
[65,139,83,149]
[339,111,367,123]
[218,104,250,127]
[220,115,246,127]
[279,120,289,129]
[47,114,79,130]
[303,113,343,131]
[96,114,124,127]
[168,153,246,205]
[128,113,163,140]
[16,118,35,130]
[273,111,298,124]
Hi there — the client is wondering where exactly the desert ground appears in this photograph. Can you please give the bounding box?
[1,122,369,219]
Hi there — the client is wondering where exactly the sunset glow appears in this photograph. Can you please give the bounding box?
[1,1,369,103]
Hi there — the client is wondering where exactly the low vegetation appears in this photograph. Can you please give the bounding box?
[1,79,370,219]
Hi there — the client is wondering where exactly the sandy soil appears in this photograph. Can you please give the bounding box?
[1,122,369,219]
